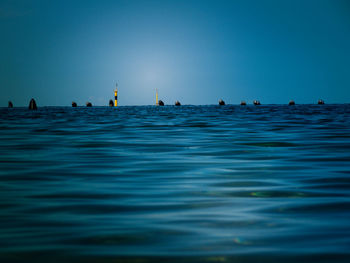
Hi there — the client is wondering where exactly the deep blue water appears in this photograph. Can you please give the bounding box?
[0,105,350,262]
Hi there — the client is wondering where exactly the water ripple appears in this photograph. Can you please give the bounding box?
[0,105,350,262]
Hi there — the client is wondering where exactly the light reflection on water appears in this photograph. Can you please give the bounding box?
[0,105,350,262]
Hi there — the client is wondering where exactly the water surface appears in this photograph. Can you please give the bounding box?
[0,105,350,262]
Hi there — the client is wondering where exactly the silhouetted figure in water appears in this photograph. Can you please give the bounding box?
[240,101,246,106]
[289,100,295,105]
[158,100,164,106]
[28,99,37,110]
[253,100,261,105]
[8,101,13,108]
[86,102,92,107]
[175,101,181,106]
[219,99,225,105]
[72,102,77,107]
[318,99,325,105]
[109,100,114,107]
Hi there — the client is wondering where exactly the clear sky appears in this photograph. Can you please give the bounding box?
[1,0,350,106]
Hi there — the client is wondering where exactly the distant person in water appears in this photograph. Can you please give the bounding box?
[86,102,92,107]
[318,99,325,105]
[253,100,261,105]
[109,100,113,107]
[240,101,246,105]
[219,99,225,105]
[8,101,13,108]
[72,102,77,107]
[158,100,164,106]
[289,100,295,105]
[28,99,37,110]
[175,101,181,106]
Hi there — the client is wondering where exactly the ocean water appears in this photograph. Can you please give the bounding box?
[0,105,350,263]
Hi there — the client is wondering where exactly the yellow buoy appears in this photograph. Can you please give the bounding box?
[114,83,118,107]
[156,89,159,106]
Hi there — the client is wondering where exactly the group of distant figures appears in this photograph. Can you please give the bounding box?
[219,99,324,106]
[7,98,326,110]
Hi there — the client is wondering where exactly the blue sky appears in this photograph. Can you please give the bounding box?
[1,0,350,106]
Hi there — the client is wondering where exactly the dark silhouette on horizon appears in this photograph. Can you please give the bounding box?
[28,99,37,110]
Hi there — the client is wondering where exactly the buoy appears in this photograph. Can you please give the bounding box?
[175,101,181,106]
[8,101,13,108]
[86,102,92,107]
[72,102,77,107]
[114,83,118,106]
[240,101,246,106]
[289,100,295,105]
[109,99,113,107]
[219,99,225,105]
[28,98,37,110]
[253,100,261,105]
[158,100,164,106]
[318,99,324,105]
[156,89,159,106]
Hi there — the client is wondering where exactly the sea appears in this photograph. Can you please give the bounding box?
[0,104,350,263]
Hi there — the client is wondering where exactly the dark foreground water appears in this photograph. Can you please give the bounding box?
[0,105,350,263]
